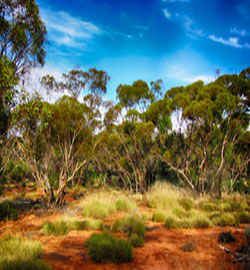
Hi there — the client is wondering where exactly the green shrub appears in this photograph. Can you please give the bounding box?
[245,226,250,246]
[164,216,179,229]
[182,241,195,252]
[112,216,146,238]
[115,198,136,212]
[0,236,50,270]
[42,221,69,235]
[211,213,236,227]
[129,233,144,247]
[81,219,104,231]
[192,217,211,228]
[237,211,250,224]
[0,200,18,221]
[172,207,190,219]
[219,201,247,212]
[86,232,134,263]
[178,198,194,211]
[218,231,236,243]
[82,200,116,219]
[200,201,219,212]
[152,211,166,222]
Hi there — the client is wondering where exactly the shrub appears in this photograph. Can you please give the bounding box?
[245,226,250,246]
[164,216,179,229]
[0,200,18,221]
[115,197,136,212]
[42,221,69,235]
[152,211,166,222]
[192,217,211,228]
[86,232,134,263]
[82,200,116,219]
[218,231,236,243]
[112,216,146,238]
[178,219,192,229]
[81,219,104,231]
[182,241,195,252]
[200,201,219,212]
[237,211,250,224]
[0,236,50,270]
[129,233,144,247]
[172,207,190,219]
[219,201,247,212]
[178,198,194,211]
[211,213,236,227]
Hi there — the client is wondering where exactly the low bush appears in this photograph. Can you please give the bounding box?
[218,231,236,243]
[219,201,247,212]
[152,211,166,222]
[0,200,18,221]
[42,221,69,235]
[164,216,179,229]
[129,233,144,247]
[81,219,104,231]
[211,213,236,227]
[172,207,190,219]
[112,216,146,238]
[245,226,250,246]
[82,200,116,219]
[237,211,250,224]
[115,197,136,212]
[0,236,50,270]
[182,241,195,252]
[177,219,192,229]
[178,198,194,211]
[192,217,211,228]
[200,201,219,212]
[86,232,134,263]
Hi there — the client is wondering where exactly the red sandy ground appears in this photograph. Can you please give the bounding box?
[0,209,247,270]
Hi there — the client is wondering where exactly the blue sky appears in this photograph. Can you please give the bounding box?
[37,0,250,100]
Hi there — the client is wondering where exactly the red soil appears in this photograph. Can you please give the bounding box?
[0,210,247,270]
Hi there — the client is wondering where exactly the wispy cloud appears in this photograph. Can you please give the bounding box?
[209,35,243,48]
[183,75,214,83]
[163,8,172,19]
[230,27,247,37]
[41,8,102,48]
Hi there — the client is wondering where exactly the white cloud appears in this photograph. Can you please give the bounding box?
[230,27,247,36]
[41,8,102,48]
[183,75,214,83]
[209,35,243,48]
[163,8,172,19]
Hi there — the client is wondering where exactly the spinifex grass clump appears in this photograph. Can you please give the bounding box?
[164,216,179,229]
[82,200,116,219]
[0,200,18,221]
[86,232,134,263]
[112,216,146,238]
[200,201,219,212]
[218,231,236,243]
[0,236,50,270]
[237,211,250,224]
[182,241,196,252]
[115,197,136,212]
[211,213,236,227]
[152,211,167,222]
[129,233,144,247]
[178,198,194,211]
[42,220,70,235]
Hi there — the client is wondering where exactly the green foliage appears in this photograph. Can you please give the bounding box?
[115,197,136,212]
[42,221,70,236]
[152,211,167,222]
[80,219,104,231]
[182,241,196,252]
[237,211,250,224]
[129,233,144,247]
[112,216,146,238]
[172,207,191,219]
[200,201,219,212]
[86,232,134,263]
[178,198,194,211]
[82,200,116,219]
[192,217,212,228]
[0,200,18,221]
[211,213,236,227]
[245,226,250,246]
[0,236,50,270]
[164,216,179,229]
[218,231,236,243]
